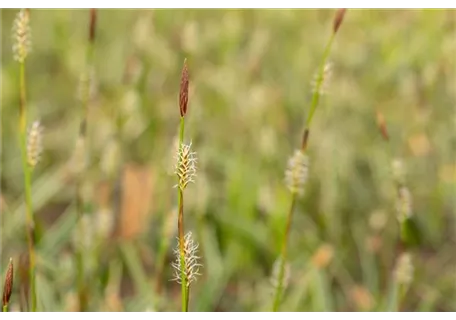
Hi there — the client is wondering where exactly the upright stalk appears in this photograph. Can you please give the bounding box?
[12,9,36,311]
[376,111,415,311]
[74,9,97,311]
[172,59,200,312]
[272,9,347,311]
[272,197,296,311]
[177,74,189,312]
[19,61,37,312]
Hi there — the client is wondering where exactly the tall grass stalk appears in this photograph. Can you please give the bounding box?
[178,60,190,311]
[73,8,97,311]
[376,111,415,311]
[171,59,201,312]
[12,8,37,312]
[272,9,346,312]
[177,117,189,311]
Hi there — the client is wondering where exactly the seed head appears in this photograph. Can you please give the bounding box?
[179,59,189,117]
[27,120,43,168]
[171,232,202,287]
[77,67,97,102]
[2,258,14,308]
[12,9,31,63]
[175,142,197,190]
[69,136,87,176]
[89,9,97,43]
[311,62,332,95]
[396,186,413,222]
[333,9,347,34]
[270,258,290,292]
[394,252,414,286]
[391,158,406,185]
[284,149,309,196]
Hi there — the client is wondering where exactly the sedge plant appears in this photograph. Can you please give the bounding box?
[72,8,98,311]
[12,8,39,312]
[272,9,347,311]
[171,59,202,312]
[375,111,416,311]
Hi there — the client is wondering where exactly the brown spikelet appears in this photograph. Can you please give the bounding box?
[301,128,310,151]
[375,110,389,141]
[179,59,189,117]
[2,258,13,307]
[333,9,347,34]
[89,9,97,43]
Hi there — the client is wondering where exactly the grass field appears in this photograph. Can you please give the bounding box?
[1,9,455,312]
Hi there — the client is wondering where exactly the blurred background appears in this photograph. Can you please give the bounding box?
[1,9,455,311]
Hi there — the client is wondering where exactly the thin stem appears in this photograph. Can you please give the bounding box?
[178,190,188,311]
[387,274,404,311]
[74,14,96,311]
[395,222,408,312]
[272,196,297,311]
[185,286,190,311]
[396,282,404,311]
[177,116,189,312]
[18,60,37,312]
[179,116,185,145]
[273,27,337,312]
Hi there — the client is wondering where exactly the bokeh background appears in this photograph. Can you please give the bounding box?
[1,9,455,311]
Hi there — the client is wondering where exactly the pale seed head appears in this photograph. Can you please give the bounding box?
[77,67,97,102]
[69,136,87,177]
[311,62,332,95]
[171,231,202,287]
[391,158,406,184]
[12,9,31,63]
[174,142,197,190]
[284,149,309,196]
[396,186,413,222]
[27,120,43,168]
[394,252,414,286]
[270,257,290,293]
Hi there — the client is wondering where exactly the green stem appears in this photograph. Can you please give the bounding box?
[18,60,37,312]
[273,196,297,311]
[2,305,8,312]
[273,28,337,313]
[75,248,87,311]
[397,282,405,311]
[74,23,96,312]
[177,116,189,312]
[387,274,404,311]
[179,116,185,144]
[395,220,409,311]
[186,285,190,310]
